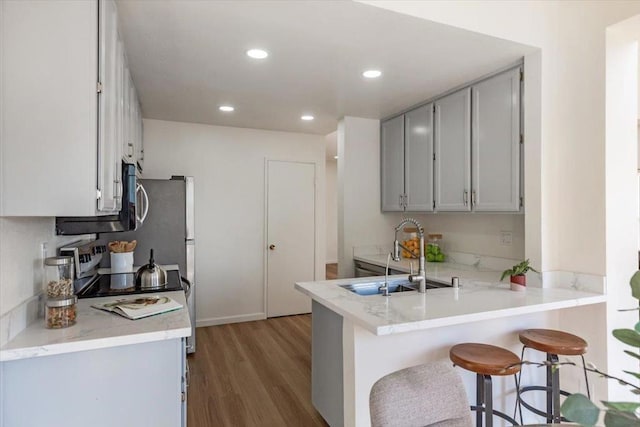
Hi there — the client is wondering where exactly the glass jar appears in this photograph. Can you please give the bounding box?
[45,296,77,329]
[426,234,445,262]
[44,256,75,298]
[401,227,420,259]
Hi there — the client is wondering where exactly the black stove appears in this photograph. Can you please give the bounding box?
[75,269,184,299]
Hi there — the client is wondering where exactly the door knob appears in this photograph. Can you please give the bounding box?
[269,244,276,250]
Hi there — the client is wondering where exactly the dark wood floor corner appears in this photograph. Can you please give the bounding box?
[187,315,328,427]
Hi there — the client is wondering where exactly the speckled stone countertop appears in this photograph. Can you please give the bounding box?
[0,291,191,362]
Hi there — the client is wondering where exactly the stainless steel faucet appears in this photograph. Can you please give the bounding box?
[392,218,426,293]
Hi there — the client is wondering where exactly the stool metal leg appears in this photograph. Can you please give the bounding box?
[484,374,493,427]
[476,373,484,427]
[580,354,591,399]
[549,353,560,423]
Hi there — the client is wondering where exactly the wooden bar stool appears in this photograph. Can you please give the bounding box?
[517,329,590,424]
[450,343,521,427]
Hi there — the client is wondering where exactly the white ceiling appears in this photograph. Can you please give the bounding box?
[116,0,535,135]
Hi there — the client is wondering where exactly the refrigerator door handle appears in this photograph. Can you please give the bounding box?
[185,177,195,240]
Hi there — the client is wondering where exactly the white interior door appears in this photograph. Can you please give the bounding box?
[267,160,315,317]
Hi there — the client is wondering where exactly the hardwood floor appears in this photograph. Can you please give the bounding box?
[325,263,338,280]
[187,315,328,427]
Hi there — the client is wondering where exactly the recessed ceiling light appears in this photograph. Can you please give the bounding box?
[362,69,382,79]
[219,105,235,112]
[301,115,314,121]
[247,49,269,59]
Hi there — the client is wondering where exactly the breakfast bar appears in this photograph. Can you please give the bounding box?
[295,265,606,427]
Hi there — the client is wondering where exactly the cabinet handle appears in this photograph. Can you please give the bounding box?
[463,190,468,206]
[128,142,134,158]
[471,190,476,206]
[399,194,403,208]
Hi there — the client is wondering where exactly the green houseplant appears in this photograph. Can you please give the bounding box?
[501,259,539,291]
[558,271,640,425]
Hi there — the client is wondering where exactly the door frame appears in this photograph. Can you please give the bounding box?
[263,158,319,317]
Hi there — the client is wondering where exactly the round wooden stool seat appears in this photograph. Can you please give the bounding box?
[450,343,521,376]
[519,329,587,356]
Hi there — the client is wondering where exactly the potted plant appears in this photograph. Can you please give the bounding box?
[500,259,539,291]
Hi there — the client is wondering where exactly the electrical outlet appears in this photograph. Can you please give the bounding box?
[41,242,48,263]
[500,231,512,246]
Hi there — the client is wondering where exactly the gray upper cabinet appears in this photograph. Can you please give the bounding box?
[381,115,405,212]
[404,104,434,211]
[434,88,471,212]
[471,67,521,212]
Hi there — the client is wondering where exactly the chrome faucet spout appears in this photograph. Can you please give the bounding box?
[392,218,427,293]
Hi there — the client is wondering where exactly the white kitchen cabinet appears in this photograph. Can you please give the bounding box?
[381,115,405,212]
[0,0,142,216]
[97,0,121,213]
[381,106,434,213]
[434,88,471,212]
[1,339,186,427]
[404,104,434,211]
[471,67,522,212]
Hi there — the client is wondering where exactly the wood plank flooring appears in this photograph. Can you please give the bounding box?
[325,263,338,280]
[187,315,328,427]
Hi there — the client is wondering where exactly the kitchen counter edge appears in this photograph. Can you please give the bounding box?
[0,290,191,362]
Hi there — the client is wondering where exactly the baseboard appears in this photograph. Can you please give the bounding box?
[196,312,266,327]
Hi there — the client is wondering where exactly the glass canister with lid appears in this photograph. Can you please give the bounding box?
[426,234,446,262]
[44,256,77,328]
[401,227,420,259]
[44,256,75,298]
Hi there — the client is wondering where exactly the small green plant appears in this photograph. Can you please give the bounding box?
[558,271,640,425]
[500,259,539,281]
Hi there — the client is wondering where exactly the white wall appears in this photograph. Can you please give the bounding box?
[337,117,399,278]
[0,218,89,345]
[359,0,640,401]
[142,119,326,326]
[605,15,640,400]
[325,159,338,264]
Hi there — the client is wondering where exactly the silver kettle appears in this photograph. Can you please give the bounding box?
[135,249,167,289]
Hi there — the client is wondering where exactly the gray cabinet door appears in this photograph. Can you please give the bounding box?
[472,68,521,212]
[434,88,471,211]
[405,104,434,212]
[381,115,405,212]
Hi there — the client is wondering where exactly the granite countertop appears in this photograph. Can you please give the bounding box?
[295,261,607,335]
[0,291,191,362]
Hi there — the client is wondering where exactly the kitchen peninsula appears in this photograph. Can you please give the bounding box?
[295,263,606,427]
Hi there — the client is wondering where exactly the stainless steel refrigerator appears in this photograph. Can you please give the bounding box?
[104,176,196,353]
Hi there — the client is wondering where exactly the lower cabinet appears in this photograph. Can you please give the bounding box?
[1,339,187,427]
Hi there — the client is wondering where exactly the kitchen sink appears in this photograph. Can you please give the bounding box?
[340,280,415,296]
[340,278,451,296]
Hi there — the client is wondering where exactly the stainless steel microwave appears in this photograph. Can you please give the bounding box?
[56,162,148,235]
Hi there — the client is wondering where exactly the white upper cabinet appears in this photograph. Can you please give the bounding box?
[381,116,405,212]
[0,0,142,216]
[434,88,471,212]
[97,0,121,212]
[471,67,521,212]
[404,104,434,212]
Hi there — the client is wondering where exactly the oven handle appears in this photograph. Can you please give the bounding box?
[181,276,192,299]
